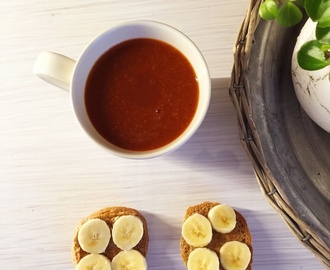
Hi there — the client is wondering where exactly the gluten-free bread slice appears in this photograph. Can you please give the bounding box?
[72,206,149,265]
[180,201,252,270]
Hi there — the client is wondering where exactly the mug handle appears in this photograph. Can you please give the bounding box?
[33,52,76,91]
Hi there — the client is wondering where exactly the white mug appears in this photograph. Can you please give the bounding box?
[33,20,211,159]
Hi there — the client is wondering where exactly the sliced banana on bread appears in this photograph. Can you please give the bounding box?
[180,202,252,270]
[72,206,148,270]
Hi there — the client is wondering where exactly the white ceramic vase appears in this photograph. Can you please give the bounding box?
[291,19,330,133]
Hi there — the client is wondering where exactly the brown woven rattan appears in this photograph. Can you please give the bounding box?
[228,0,330,267]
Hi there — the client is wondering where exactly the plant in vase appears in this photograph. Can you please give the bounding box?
[259,0,330,132]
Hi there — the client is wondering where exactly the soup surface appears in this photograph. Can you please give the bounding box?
[85,38,199,151]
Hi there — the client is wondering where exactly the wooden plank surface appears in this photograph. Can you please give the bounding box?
[0,1,325,269]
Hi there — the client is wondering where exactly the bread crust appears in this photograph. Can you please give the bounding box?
[72,206,149,265]
[180,202,252,270]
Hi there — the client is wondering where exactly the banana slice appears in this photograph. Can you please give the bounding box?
[111,250,147,270]
[187,248,219,270]
[219,241,251,270]
[207,204,237,234]
[182,213,212,247]
[76,254,111,270]
[78,218,111,254]
[112,215,144,250]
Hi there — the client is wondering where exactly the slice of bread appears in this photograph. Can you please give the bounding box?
[180,202,253,270]
[72,206,149,265]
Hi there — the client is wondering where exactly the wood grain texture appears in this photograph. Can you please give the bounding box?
[0,1,325,269]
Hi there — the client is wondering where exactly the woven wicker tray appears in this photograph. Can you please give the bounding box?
[229,0,330,267]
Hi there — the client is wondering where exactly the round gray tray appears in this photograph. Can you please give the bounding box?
[229,9,330,266]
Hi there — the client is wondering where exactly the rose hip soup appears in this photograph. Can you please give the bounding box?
[85,38,199,151]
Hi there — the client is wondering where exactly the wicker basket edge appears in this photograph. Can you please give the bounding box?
[228,0,330,267]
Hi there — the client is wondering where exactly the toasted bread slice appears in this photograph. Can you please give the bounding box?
[180,202,252,270]
[72,206,149,265]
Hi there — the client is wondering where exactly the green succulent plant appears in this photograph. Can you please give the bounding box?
[259,0,330,71]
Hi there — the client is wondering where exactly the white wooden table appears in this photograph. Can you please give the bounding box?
[0,1,325,269]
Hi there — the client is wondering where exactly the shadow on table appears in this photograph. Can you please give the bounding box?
[167,77,253,177]
[141,211,182,269]
[238,208,284,270]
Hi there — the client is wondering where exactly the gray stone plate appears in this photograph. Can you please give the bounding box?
[247,18,330,251]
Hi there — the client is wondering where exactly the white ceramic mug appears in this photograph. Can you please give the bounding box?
[33,20,211,159]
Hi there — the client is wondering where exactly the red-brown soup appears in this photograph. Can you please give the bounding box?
[85,38,199,151]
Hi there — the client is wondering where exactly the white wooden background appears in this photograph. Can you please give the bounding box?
[0,0,325,269]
